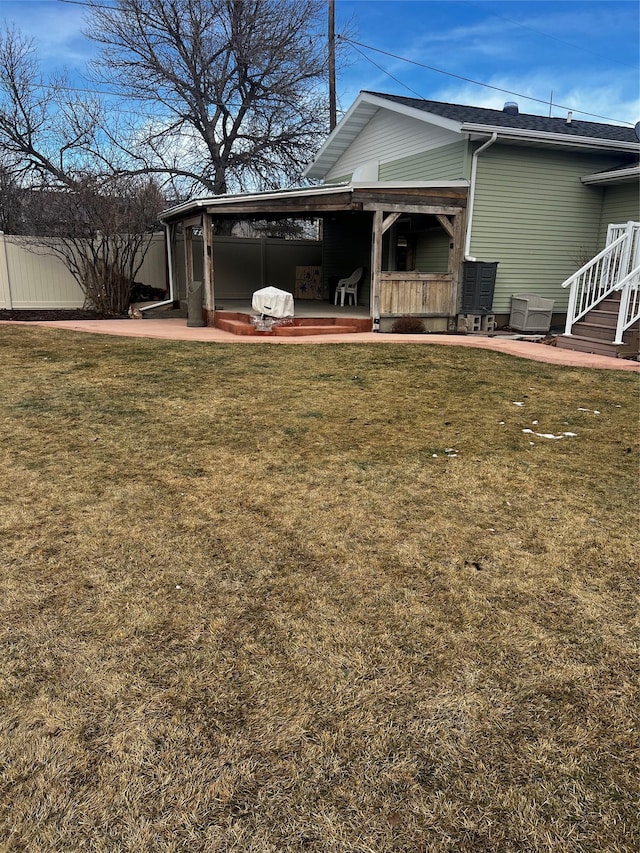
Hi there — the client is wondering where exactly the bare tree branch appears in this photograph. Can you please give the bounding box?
[86,0,330,195]
[0,25,165,313]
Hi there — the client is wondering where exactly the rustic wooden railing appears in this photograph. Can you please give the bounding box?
[379,272,455,315]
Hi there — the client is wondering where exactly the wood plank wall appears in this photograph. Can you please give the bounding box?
[379,272,455,315]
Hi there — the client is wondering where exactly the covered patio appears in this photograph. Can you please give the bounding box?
[159,182,468,331]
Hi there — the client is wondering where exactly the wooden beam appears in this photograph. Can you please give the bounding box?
[370,209,383,326]
[184,225,194,294]
[363,203,463,216]
[203,193,358,216]
[202,212,214,314]
[436,214,454,238]
[449,208,466,313]
[381,211,402,234]
[356,187,467,203]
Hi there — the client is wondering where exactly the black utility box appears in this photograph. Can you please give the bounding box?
[461,261,498,313]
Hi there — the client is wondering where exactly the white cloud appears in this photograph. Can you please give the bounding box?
[433,71,639,125]
[0,1,91,69]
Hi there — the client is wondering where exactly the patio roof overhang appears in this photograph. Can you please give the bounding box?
[160,181,469,223]
[161,181,470,327]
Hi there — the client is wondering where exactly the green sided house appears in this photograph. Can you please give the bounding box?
[160,90,639,354]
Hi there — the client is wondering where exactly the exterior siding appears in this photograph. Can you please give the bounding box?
[325,109,461,183]
[598,182,640,243]
[469,146,624,314]
[379,140,469,182]
[414,230,450,272]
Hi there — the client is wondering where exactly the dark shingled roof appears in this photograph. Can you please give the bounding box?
[365,92,639,144]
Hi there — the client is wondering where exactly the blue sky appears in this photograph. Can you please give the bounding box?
[0,0,638,127]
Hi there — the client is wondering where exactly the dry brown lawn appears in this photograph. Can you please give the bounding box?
[0,325,638,852]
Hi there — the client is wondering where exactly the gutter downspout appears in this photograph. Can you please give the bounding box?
[139,225,175,313]
[464,132,498,259]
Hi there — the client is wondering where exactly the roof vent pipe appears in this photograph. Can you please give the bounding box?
[566,111,573,125]
[503,101,519,116]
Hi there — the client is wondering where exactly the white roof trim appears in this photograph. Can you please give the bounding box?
[304,91,462,179]
[161,183,352,219]
[461,123,640,153]
[358,92,462,132]
[581,165,640,185]
[349,179,469,188]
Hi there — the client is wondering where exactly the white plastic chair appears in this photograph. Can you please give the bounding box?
[334,267,363,306]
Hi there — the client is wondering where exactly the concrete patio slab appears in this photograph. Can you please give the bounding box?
[2,317,639,371]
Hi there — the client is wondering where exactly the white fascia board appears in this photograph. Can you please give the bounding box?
[304,91,463,179]
[581,166,640,185]
[357,92,462,132]
[462,123,640,153]
[349,179,469,188]
[160,184,353,220]
[160,198,206,221]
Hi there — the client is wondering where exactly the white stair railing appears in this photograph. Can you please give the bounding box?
[613,265,640,345]
[563,221,640,336]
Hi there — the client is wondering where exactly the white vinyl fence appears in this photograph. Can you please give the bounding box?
[0,232,167,310]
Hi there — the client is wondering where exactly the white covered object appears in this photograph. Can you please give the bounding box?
[252,286,295,318]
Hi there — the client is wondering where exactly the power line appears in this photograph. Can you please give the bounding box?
[348,42,426,103]
[46,0,639,126]
[56,0,117,9]
[339,36,635,126]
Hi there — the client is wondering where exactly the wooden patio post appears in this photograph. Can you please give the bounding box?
[438,211,465,317]
[449,212,466,315]
[370,209,383,329]
[183,225,194,297]
[202,211,214,322]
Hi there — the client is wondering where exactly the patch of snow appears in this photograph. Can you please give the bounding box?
[522,429,577,440]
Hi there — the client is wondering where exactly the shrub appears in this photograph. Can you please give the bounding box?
[391,315,426,334]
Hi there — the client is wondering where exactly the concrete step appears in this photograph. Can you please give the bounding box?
[273,324,361,336]
[215,316,363,336]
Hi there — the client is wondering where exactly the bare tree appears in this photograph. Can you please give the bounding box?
[86,0,330,196]
[21,175,164,314]
[0,159,23,233]
[0,26,105,189]
[0,26,164,313]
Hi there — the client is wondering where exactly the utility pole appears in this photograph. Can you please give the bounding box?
[328,0,337,131]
